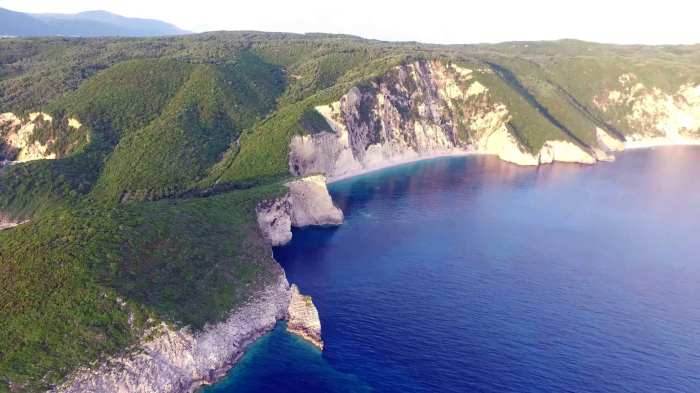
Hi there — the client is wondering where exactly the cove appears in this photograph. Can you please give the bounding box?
[205,147,700,393]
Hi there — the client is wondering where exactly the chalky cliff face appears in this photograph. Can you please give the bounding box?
[0,112,86,165]
[593,73,700,146]
[289,60,700,180]
[288,60,595,178]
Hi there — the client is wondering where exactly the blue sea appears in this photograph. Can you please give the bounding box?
[205,147,700,393]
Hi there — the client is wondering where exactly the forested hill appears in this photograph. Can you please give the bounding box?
[1,32,700,392]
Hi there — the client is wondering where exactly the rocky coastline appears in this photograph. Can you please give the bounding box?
[53,175,342,393]
[289,60,700,181]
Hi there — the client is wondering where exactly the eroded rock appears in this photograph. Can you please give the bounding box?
[256,175,343,246]
[288,60,609,179]
[286,284,323,350]
[0,112,57,163]
[55,273,292,393]
[593,74,700,145]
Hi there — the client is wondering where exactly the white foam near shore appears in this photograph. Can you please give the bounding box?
[327,149,473,184]
[623,138,700,150]
[326,139,700,184]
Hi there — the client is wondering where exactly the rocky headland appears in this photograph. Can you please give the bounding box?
[53,175,341,393]
[286,284,324,350]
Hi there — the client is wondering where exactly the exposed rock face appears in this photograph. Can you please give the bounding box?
[286,284,323,350]
[55,272,292,393]
[538,140,597,165]
[287,175,344,227]
[256,175,343,246]
[290,61,700,180]
[0,214,19,231]
[289,60,600,179]
[255,197,293,247]
[0,112,87,165]
[0,112,57,163]
[593,73,700,146]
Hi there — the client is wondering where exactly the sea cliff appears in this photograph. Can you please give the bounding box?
[256,175,344,246]
[53,175,340,393]
[289,60,700,180]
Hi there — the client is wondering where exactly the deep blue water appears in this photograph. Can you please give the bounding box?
[205,147,700,393]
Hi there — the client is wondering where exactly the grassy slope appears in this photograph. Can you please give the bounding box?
[2,35,700,392]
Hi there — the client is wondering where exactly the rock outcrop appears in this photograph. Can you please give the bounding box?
[0,214,19,231]
[55,258,326,393]
[55,272,292,393]
[0,112,57,163]
[593,73,700,147]
[286,284,323,350]
[0,112,87,165]
[256,175,343,246]
[289,61,700,180]
[255,197,293,247]
[288,60,602,180]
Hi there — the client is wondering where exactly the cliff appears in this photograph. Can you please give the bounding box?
[593,73,700,147]
[256,175,344,246]
[287,284,323,350]
[0,112,56,164]
[4,34,700,392]
[53,266,326,393]
[55,273,291,393]
[0,112,87,165]
[53,176,341,392]
[289,60,700,180]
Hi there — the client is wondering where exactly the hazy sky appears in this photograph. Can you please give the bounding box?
[1,0,698,45]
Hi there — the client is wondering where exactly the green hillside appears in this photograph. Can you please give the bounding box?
[2,33,700,392]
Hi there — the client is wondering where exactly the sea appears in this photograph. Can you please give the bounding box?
[204,147,700,393]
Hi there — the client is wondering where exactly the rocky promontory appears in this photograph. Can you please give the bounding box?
[55,272,291,393]
[286,284,324,350]
[256,174,343,246]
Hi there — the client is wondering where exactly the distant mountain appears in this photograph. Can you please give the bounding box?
[0,7,188,37]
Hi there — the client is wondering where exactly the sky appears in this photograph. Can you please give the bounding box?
[1,0,699,45]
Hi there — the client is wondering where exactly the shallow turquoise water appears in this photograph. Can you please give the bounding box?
[206,147,700,393]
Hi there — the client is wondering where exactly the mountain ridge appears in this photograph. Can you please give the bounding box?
[0,7,188,37]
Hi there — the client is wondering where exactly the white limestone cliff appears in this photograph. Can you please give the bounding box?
[256,175,343,246]
[288,60,603,180]
[0,112,57,163]
[593,73,700,148]
[289,62,700,181]
[286,284,323,350]
[55,272,291,393]
[256,197,293,247]
[55,250,326,393]
[0,112,86,165]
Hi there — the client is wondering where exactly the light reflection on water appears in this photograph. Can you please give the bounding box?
[207,147,700,393]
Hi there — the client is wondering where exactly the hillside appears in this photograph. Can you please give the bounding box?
[1,33,700,392]
[0,7,187,37]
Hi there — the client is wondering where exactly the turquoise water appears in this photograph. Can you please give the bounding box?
[206,147,700,393]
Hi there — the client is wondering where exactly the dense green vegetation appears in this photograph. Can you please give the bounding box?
[2,32,700,392]
[0,184,284,392]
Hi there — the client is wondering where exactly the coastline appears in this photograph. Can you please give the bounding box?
[327,149,473,184]
[55,273,292,393]
[55,175,340,393]
[327,142,700,185]
[623,139,700,150]
[45,142,700,392]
